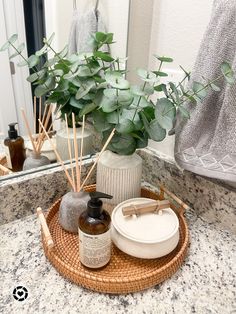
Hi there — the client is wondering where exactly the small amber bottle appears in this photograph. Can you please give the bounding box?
[78,191,113,269]
[4,123,26,172]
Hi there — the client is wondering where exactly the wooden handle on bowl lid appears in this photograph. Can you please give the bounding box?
[122,200,170,216]
[36,207,54,249]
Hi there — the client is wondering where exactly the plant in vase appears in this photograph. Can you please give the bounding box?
[1,32,234,204]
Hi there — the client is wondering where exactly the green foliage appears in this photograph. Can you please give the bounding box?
[1,32,235,154]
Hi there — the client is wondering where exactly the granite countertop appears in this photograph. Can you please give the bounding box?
[0,197,235,314]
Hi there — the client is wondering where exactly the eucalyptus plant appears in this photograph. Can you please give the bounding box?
[1,32,235,155]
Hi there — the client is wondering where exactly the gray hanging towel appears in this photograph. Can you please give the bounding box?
[68,9,106,55]
[175,0,236,182]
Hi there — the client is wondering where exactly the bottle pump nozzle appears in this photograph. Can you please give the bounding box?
[87,191,113,218]
[8,123,18,139]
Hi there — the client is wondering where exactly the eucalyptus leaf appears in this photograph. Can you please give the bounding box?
[154,55,173,63]
[152,71,168,77]
[109,133,136,155]
[56,80,70,91]
[8,34,18,44]
[106,111,119,124]
[94,51,114,62]
[52,69,64,76]
[9,43,25,59]
[27,72,39,83]
[178,106,190,119]
[70,97,84,109]
[34,85,48,97]
[59,45,68,58]
[0,41,10,51]
[27,55,39,68]
[100,96,117,113]
[105,71,129,89]
[95,32,107,42]
[192,81,207,99]
[75,80,95,100]
[155,98,176,130]
[45,57,59,67]
[154,84,165,92]
[210,83,221,92]
[221,62,235,85]
[35,44,48,56]
[77,65,102,77]
[43,33,55,45]
[92,110,111,132]
[45,76,56,90]
[169,82,180,103]
[141,112,166,142]
[137,68,157,82]
[116,119,135,134]
[79,102,97,117]
[135,131,148,148]
[131,95,150,109]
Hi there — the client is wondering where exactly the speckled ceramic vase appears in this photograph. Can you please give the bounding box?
[59,190,90,234]
[96,150,142,207]
[56,126,93,161]
[23,152,50,171]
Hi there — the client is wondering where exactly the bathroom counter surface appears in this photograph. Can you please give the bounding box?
[1,197,235,314]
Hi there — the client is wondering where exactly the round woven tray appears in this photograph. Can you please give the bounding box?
[42,185,189,294]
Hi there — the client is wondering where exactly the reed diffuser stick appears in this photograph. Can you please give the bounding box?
[38,103,48,137]
[79,115,85,180]
[33,96,36,135]
[37,105,52,152]
[65,114,76,192]
[39,97,42,132]
[79,128,115,192]
[72,113,80,192]
[21,108,37,153]
[38,119,75,189]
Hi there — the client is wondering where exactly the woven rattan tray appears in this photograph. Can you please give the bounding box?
[41,185,189,294]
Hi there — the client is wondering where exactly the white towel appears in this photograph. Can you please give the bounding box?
[68,9,106,54]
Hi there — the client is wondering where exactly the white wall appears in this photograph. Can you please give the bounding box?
[148,0,214,158]
[126,0,154,84]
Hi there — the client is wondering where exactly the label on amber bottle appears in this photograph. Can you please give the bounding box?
[5,146,12,169]
[79,229,111,268]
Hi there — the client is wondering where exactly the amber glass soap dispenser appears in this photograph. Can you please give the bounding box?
[4,123,25,171]
[78,191,113,269]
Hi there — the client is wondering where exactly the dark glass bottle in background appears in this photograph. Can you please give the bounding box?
[4,123,26,172]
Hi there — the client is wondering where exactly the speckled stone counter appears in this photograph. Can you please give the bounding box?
[0,188,235,314]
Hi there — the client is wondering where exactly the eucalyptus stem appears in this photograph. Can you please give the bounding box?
[9,41,50,90]
[9,42,39,74]
[116,88,120,123]
[132,81,147,122]
[158,61,163,72]
[163,72,229,116]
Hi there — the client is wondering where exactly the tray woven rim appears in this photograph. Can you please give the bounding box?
[41,185,189,293]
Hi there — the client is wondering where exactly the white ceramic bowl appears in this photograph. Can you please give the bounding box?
[111,197,179,259]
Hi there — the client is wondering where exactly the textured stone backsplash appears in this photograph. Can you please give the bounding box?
[139,148,236,233]
[0,148,235,232]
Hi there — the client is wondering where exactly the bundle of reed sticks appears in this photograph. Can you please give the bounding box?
[21,97,60,155]
[39,112,115,192]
